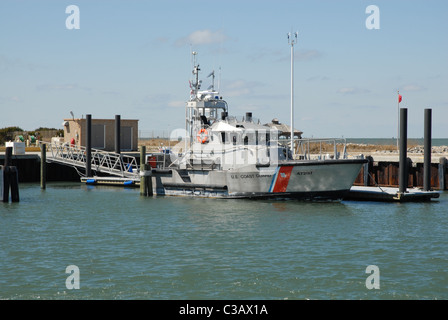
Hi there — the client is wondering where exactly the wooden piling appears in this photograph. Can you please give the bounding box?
[41,144,46,189]
[423,108,432,191]
[3,147,12,202]
[2,147,19,202]
[140,146,153,196]
[4,146,12,167]
[9,166,19,202]
[362,157,370,186]
[399,108,408,194]
[140,146,146,196]
[440,157,447,191]
[1,165,9,202]
[86,114,92,177]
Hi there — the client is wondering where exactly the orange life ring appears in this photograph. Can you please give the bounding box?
[197,128,209,144]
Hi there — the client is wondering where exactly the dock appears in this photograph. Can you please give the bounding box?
[81,176,140,187]
[1,110,446,203]
[345,186,440,202]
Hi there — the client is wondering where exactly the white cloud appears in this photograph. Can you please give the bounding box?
[176,29,228,47]
[36,84,92,92]
[402,84,426,92]
[295,50,322,61]
[337,87,370,95]
[0,54,39,73]
[0,96,21,103]
[306,75,330,82]
[167,100,185,108]
[275,49,323,62]
[223,79,264,97]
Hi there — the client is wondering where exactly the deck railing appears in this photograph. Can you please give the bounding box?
[289,138,348,160]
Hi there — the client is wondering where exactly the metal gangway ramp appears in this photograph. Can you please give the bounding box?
[42,142,140,180]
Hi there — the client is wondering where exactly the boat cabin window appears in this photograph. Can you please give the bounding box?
[201,115,209,126]
[221,132,226,143]
[257,131,266,146]
[242,130,256,146]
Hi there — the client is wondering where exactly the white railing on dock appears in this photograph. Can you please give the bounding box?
[42,142,139,178]
[292,138,348,160]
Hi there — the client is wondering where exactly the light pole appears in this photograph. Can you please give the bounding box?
[288,31,298,159]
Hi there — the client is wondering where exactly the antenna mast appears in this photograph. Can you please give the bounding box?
[288,31,298,159]
[191,51,201,98]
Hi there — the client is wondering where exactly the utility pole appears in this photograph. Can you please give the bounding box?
[288,31,298,159]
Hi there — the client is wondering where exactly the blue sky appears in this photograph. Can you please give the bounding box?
[0,0,447,138]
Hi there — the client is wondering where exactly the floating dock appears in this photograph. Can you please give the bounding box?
[345,186,440,202]
[81,176,140,187]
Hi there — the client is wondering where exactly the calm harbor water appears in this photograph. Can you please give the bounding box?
[1,182,447,300]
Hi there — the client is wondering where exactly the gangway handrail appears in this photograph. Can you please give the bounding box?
[41,142,139,178]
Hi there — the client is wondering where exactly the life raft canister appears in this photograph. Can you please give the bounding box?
[197,128,209,144]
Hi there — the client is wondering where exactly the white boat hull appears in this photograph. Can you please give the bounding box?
[152,159,367,200]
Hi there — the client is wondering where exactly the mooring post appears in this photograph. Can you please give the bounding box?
[363,161,369,186]
[115,114,121,154]
[2,147,12,202]
[0,166,3,200]
[4,146,12,167]
[139,145,153,196]
[2,147,19,202]
[41,143,46,190]
[399,108,408,194]
[86,114,92,177]
[439,157,447,190]
[423,108,432,191]
[10,166,19,202]
[146,163,153,197]
[140,145,146,196]
[2,165,10,202]
[363,156,373,186]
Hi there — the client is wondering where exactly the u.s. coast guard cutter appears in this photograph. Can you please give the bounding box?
[149,54,367,199]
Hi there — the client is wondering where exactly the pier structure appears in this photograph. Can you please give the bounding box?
[2,150,445,185]
[1,110,447,202]
[42,141,140,180]
[45,114,140,187]
[348,108,442,202]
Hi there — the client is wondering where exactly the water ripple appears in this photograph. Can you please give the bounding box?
[1,183,447,299]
